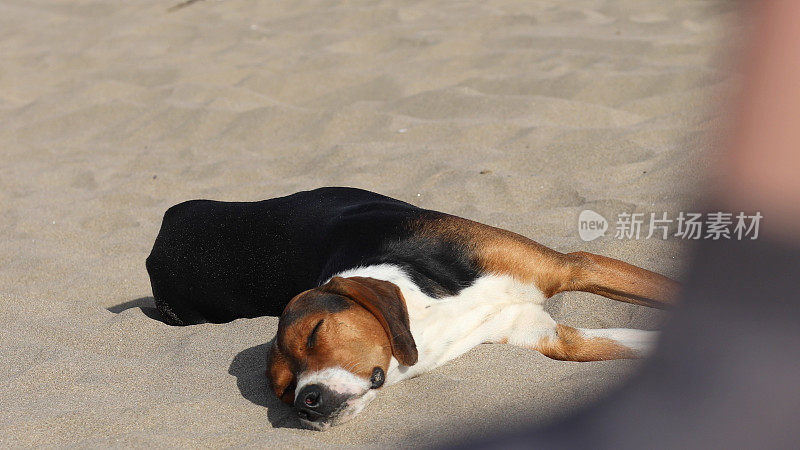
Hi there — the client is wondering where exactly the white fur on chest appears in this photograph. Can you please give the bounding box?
[331,264,556,385]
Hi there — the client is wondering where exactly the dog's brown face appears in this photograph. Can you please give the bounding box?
[267,276,417,431]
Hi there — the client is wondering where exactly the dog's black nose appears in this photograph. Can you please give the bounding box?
[303,388,320,408]
[295,384,325,420]
[294,383,348,421]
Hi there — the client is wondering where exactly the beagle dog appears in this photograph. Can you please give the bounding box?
[146,187,678,431]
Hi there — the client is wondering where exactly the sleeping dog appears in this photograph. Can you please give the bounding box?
[146,187,678,431]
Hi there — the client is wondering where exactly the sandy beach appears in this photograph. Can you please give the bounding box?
[0,0,732,447]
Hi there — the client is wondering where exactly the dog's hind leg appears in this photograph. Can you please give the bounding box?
[546,251,679,309]
[415,214,679,309]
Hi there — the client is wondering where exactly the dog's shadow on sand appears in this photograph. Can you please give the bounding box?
[229,339,303,429]
[110,297,300,428]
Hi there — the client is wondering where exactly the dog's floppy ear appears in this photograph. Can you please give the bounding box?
[266,342,296,405]
[321,276,418,366]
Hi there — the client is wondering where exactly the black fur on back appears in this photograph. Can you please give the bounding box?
[146,187,481,325]
[365,235,480,298]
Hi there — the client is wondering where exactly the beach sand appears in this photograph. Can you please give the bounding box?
[0,0,733,447]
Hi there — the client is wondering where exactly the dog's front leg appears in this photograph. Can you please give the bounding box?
[500,319,657,362]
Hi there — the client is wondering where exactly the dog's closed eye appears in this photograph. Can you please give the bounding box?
[307,319,323,349]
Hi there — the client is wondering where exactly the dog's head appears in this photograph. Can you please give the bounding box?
[266,276,417,431]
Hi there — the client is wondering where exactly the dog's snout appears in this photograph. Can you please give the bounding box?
[295,384,323,419]
[294,383,350,422]
[303,388,320,408]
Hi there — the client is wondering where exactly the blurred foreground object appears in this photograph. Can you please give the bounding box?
[459,2,800,448]
[461,237,800,449]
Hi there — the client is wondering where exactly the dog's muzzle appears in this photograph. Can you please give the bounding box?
[294,383,351,424]
[294,367,386,430]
